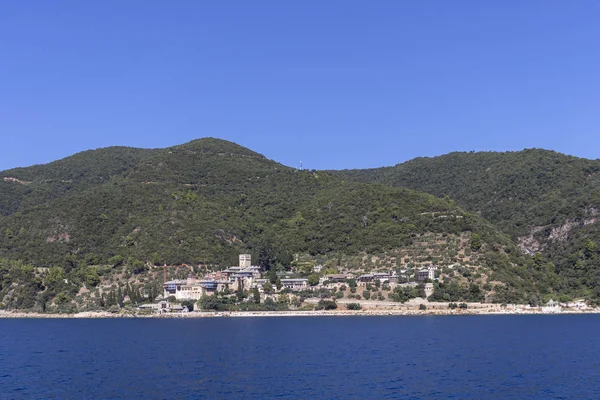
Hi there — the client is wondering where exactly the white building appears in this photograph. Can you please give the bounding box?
[239,254,252,268]
[424,283,434,297]
[417,266,436,281]
[163,276,227,300]
[280,278,308,290]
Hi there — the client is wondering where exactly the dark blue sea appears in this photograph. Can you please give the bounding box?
[1,315,599,399]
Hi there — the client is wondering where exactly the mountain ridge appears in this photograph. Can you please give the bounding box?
[0,138,595,310]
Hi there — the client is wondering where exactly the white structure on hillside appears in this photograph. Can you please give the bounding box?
[424,283,434,297]
[239,254,252,268]
[417,266,436,281]
[280,278,308,290]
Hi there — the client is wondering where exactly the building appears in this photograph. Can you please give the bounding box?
[164,274,228,300]
[417,266,436,281]
[239,254,251,268]
[424,283,434,297]
[163,279,188,297]
[280,278,308,290]
[138,300,187,313]
[324,274,350,283]
[372,272,391,283]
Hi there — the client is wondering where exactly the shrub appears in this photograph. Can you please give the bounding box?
[347,303,362,310]
[316,300,337,310]
[419,304,427,310]
[362,291,371,300]
[459,302,468,309]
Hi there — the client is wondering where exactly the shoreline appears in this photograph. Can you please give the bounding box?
[2,308,600,319]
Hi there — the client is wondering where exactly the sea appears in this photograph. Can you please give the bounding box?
[1,315,599,399]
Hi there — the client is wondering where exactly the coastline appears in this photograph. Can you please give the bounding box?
[2,308,600,319]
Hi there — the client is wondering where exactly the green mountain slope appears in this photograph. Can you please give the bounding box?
[336,149,600,299]
[0,139,556,309]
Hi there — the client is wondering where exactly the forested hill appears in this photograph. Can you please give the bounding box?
[336,149,600,298]
[0,138,505,266]
[336,149,600,236]
[1,138,560,307]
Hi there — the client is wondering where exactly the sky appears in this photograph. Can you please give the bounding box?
[1,1,600,171]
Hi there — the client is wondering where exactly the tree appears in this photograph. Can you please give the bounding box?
[258,243,277,272]
[108,255,124,267]
[470,233,482,251]
[347,303,362,310]
[180,300,195,311]
[236,279,246,300]
[45,267,65,287]
[267,269,277,284]
[316,300,337,310]
[85,267,101,287]
[252,287,261,304]
[308,274,320,286]
[362,290,371,300]
[584,240,598,258]
[262,282,274,293]
[126,257,147,274]
[199,295,229,311]
[278,293,289,304]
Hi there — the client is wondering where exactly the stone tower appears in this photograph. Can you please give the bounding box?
[239,254,251,268]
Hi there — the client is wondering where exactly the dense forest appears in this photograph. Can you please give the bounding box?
[0,139,597,310]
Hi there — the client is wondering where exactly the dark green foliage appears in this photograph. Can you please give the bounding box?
[316,299,337,310]
[199,295,234,311]
[388,285,426,303]
[252,287,261,304]
[428,282,484,303]
[0,259,44,310]
[346,303,362,310]
[308,274,320,286]
[470,234,482,252]
[180,300,195,311]
[197,294,288,312]
[84,267,101,287]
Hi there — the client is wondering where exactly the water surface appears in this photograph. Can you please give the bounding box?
[1,315,599,399]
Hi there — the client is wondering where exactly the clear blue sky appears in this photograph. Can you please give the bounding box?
[1,1,600,171]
